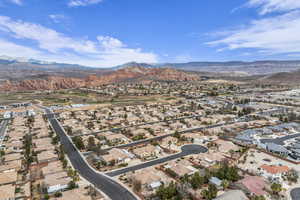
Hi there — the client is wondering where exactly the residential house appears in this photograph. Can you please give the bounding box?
[101,148,134,165]
[44,171,72,193]
[37,150,58,164]
[237,176,267,196]
[132,145,161,160]
[0,184,15,200]
[213,190,248,200]
[56,188,92,200]
[260,164,289,182]
[0,171,17,185]
[209,177,222,189]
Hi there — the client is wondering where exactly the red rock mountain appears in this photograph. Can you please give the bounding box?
[0,66,200,91]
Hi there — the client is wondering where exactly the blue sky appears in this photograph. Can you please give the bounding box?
[0,0,299,67]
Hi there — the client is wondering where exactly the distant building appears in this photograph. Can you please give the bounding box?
[266,143,289,156]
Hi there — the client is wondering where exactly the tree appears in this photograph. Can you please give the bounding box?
[87,136,96,151]
[221,179,229,190]
[271,183,282,195]
[252,195,266,200]
[54,192,62,197]
[286,169,299,183]
[52,136,59,145]
[156,182,181,200]
[168,140,172,150]
[190,172,204,189]
[214,162,240,182]
[173,131,181,140]
[72,136,85,150]
[201,184,218,200]
[133,179,142,192]
[68,180,78,189]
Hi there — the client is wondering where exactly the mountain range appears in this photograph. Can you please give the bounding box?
[1,56,300,91]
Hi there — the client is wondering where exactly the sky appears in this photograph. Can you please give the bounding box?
[0,0,299,67]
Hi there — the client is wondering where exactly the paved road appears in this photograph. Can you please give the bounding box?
[0,120,8,141]
[106,144,208,177]
[291,188,300,200]
[44,109,138,200]
[260,133,300,145]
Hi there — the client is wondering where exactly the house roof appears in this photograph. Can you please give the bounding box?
[238,176,267,196]
[0,171,18,185]
[42,161,64,176]
[37,150,58,162]
[214,190,248,200]
[130,168,162,185]
[0,184,15,200]
[44,171,71,187]
[266,143,289,153]
[56,188,92,200]
[261,164,289,174]
[102,148,132,162]
[210,177,222,186]
[132,145,157,155]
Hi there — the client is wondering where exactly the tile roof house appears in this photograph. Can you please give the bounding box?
[260,164,289,182]
[37,150,58,164]
[0,171,18,185]
[237,176,267,196]
[43,171,72,193]
[214,190,248,200]
[0,184,15,200]
[132,145,161,160]
[129,168,166,191]
[55,188,92,200]
[101,148,134,165]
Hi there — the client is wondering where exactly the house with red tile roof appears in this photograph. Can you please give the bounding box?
[260,164,289,182]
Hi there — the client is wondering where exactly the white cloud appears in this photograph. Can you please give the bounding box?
[208,11,300,54]
[97,36,124,49]
[49,14,67,24]
[207,0,300,56]
[0,39,42,57]
[0,16,157,67]
[0,16,98,54]
[68,0,103,7]
[247,0,300,15]
[8,0,22,5]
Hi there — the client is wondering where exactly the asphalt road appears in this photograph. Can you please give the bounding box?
[291,188,300,200]
[260,133,300,145]
[44,109,138,200]
[0,120,8,139]
[106,144,208,177]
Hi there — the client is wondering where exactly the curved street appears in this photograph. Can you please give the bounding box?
[106,144,208,177]
[44,108,138,200]
[291,188,300,200]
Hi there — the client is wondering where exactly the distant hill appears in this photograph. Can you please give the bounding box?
[0,66,200,91]
[258,69,300,84]
[0,56,109,81]
[150,61,300,75]
[1,56,300,90]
